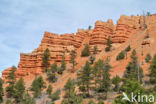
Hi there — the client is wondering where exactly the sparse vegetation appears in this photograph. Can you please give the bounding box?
[6,66,16,98]
[42,48,50,72]
[149,54,156,84]
[81,44,90,57]
[89,55,95,64]
[93,45,98,54]
[145,53,152,63]
[116,51,125,60]
[105,36,112,52]
[51,89,60,101]
[31,76,46,98]
[70,50,77,71]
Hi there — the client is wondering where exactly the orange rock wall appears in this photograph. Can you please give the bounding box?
[2,15,144,80]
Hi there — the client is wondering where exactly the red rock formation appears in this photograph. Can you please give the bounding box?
[2,15,145,80]
[111,15,141,43]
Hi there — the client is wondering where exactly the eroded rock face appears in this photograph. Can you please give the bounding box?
[2,15,144,80]
[111,15,141,43]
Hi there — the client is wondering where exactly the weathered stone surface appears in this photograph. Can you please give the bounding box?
[2,15,145,80]
[111,15,141,43]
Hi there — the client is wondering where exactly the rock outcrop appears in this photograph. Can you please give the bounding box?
[2,15,146,80]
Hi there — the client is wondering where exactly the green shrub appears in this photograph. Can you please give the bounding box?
[51,89,60,101]
[145,53,152,63]
[116,51,125,60]
[125,45,131,52]
[81,44,90,57]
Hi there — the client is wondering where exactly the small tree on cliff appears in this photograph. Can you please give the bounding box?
[0,78,3,103]
[70,50,77,71]
[6,66,16,98]
[124,49,143,84]
[46,84,52,97]
[64,78,76,103]
[13,77,25,103]
[77,61,92,97]
[31,76,46,98]
[105,36,112,52]
[81,44,90,57]
[149,54,156,84]
[42,48,50,72]
[93,45,98,54]
[58,54,66,74]
[112,75,121,92]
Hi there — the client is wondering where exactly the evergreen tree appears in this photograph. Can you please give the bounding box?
[105,36,112,52]
[58,55,66,74]
[114,80,146,104]
[88,25,92,30]
[47,72,57,83]
[81,44,90,57]
[112,75,121,92]
[42,48,50,72]
[0,78,3,103]
[98,100,104,104]
[31,76,46,97]
[116,51,125,60]
[47,63,58,83]
[88,100,95,104]
[145,53,152,63]
[50,63,58,73]
[124,49,143,84]
[64,78,76,103]
[77,61,92,97]
[13,77,25,103]
[89,55,95,64]
[70,50,77,71]
[149,54,156,84]
[21,93,36,104]
[51,89,60,101]
[93,45,98,54]
[47,84,52,97]
[6,66,16,98]
[93,59,111,99]
[125,45,131,52]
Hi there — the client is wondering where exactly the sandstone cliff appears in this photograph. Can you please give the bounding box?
[2,14,156,81]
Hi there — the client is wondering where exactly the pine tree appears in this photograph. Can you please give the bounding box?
[6,66,16,98]
[64,78,76,103]
[125,45,131,52]
[114,80,146,104]
[93,45,98,54]
[89,55,95,64]
[51,89,60,101]
[47,84,52,96]
[0,78,3,103]
[31,76,46,98]
[42,48,50,72]
[112,75,121,91]
[13,77,25,103]
[149,54,156,84]
[70,50,77,71]
[77,61,92,97]
[88,100,95,104]
[58,55,66,74]
[81,44,90,57]
[124,49,143,84]
[145,53,152,63]
[105,36,112,52]
[21,92,36,104]
[98,100,104,104]
[116,51,125,60]
[47,62,58,83]
[93,59,111,99]
[50,63,58,73]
